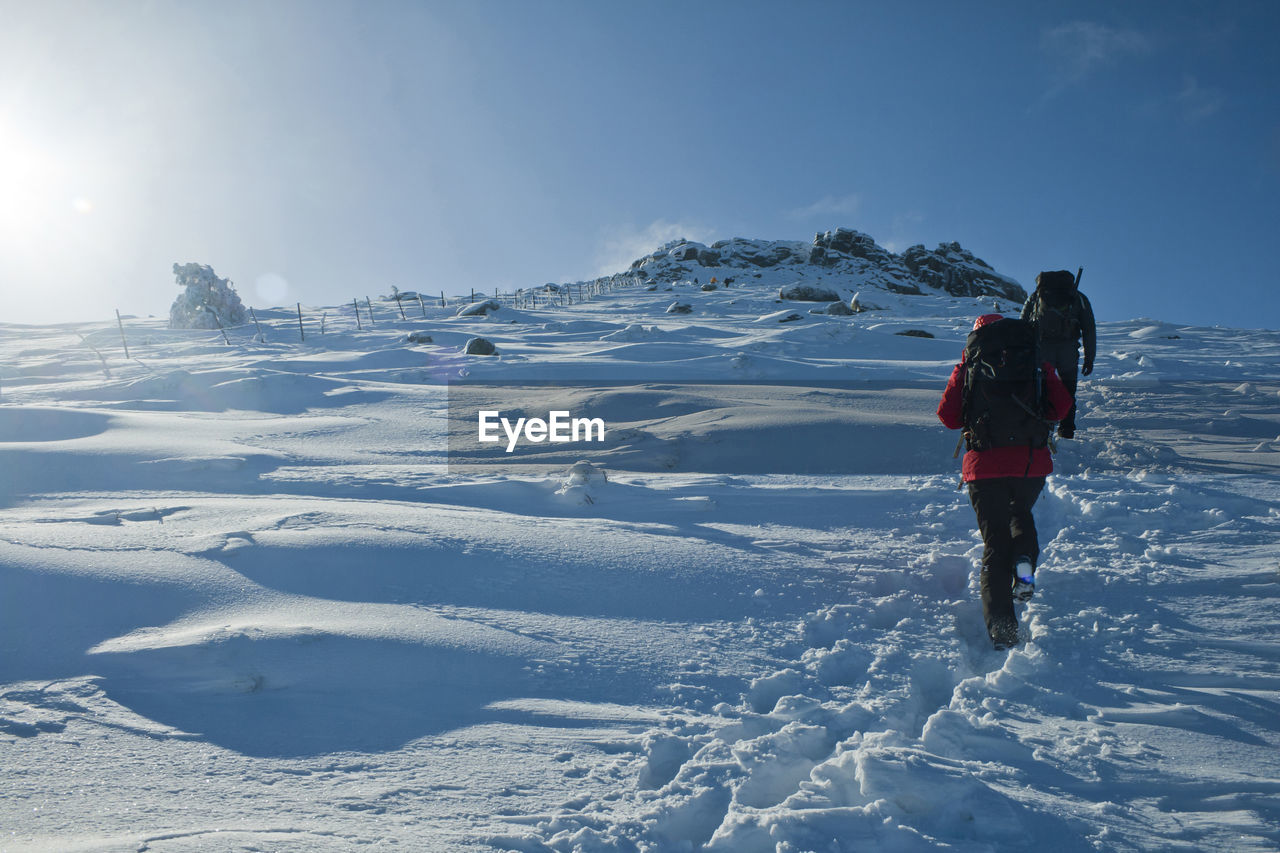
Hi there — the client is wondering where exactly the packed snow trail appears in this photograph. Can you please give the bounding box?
[511,379,1280,851]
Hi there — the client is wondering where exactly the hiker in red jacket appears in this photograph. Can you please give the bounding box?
[937,314,1074,649]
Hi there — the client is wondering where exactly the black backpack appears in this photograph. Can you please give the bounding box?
[1030,269,1081,342]
[961,318,1053,452]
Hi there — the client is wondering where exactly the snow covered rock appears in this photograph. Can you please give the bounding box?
[555,460,607,505]
[457,299,501,317]
[168,263,248,330]
[407,331,434,344]
[756,310,805,323]
[667,302,693,314]
[812,301,856,316]
[850,291,883,313]
[464,337,497,355]
[779,284,841,302]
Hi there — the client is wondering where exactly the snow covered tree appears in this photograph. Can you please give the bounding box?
[168,263,249,330]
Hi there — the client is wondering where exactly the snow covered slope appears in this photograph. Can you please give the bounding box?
[2,273,1279,852]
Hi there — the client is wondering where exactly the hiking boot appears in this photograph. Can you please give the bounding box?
[1013,557,1036,602]
[990,617,1020,650]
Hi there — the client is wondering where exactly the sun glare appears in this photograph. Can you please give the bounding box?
[0,121,121,322]
[0,124,69,229]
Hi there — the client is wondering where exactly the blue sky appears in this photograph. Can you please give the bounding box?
[1,0,1277,328]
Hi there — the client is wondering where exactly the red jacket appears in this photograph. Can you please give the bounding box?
[937,361,1073,481]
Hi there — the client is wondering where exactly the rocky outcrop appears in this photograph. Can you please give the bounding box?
[621,228,1027,303]
[899,242,1026,302]
[630,237,809,280]
[808,228,894,268]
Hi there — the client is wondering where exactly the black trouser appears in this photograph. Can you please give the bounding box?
[968,477,1046,635]
[1041,339,1079,434]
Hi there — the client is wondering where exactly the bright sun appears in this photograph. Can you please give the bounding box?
[0,123,93,231]
[0,120,119,322]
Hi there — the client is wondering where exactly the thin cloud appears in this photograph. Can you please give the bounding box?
[594,219,714,277]
[1174,74,1223,122]
[1041,21,1151,95]
[881,211,924,254]
[786,194,861,221]
[1138,73,1225,124]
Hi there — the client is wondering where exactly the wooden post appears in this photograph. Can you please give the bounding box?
[321,311,327,335]
[297,303,305,341]
[250,307,265,341]
[440,290,445,307]
[115,310,130,359]
[206,305,230,345]
[395,294,406,321]
[365,296,375,324]
[418,294,426,317]
[353,298,362,330]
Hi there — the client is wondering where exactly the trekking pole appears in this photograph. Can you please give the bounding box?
[1075,267,1084,287]
[952,434,964,459]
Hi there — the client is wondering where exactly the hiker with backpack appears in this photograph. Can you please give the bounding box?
[1020,269,1096,438]
[937,314,1074,650]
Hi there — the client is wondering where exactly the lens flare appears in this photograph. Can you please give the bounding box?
[255,272,289,305]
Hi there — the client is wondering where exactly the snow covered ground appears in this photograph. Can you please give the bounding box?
[2,279,1279,852]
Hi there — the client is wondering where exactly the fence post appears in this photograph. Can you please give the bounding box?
[205,305,230,345]
[297,303,305,341]
[353,299,362,330]
[418,294,427,317]
[321,311,327,335]
[440,290,445,307]
[395,294,406,321]
[115,310,130,359]
[250,307,265,341]
[365,297,376,325]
